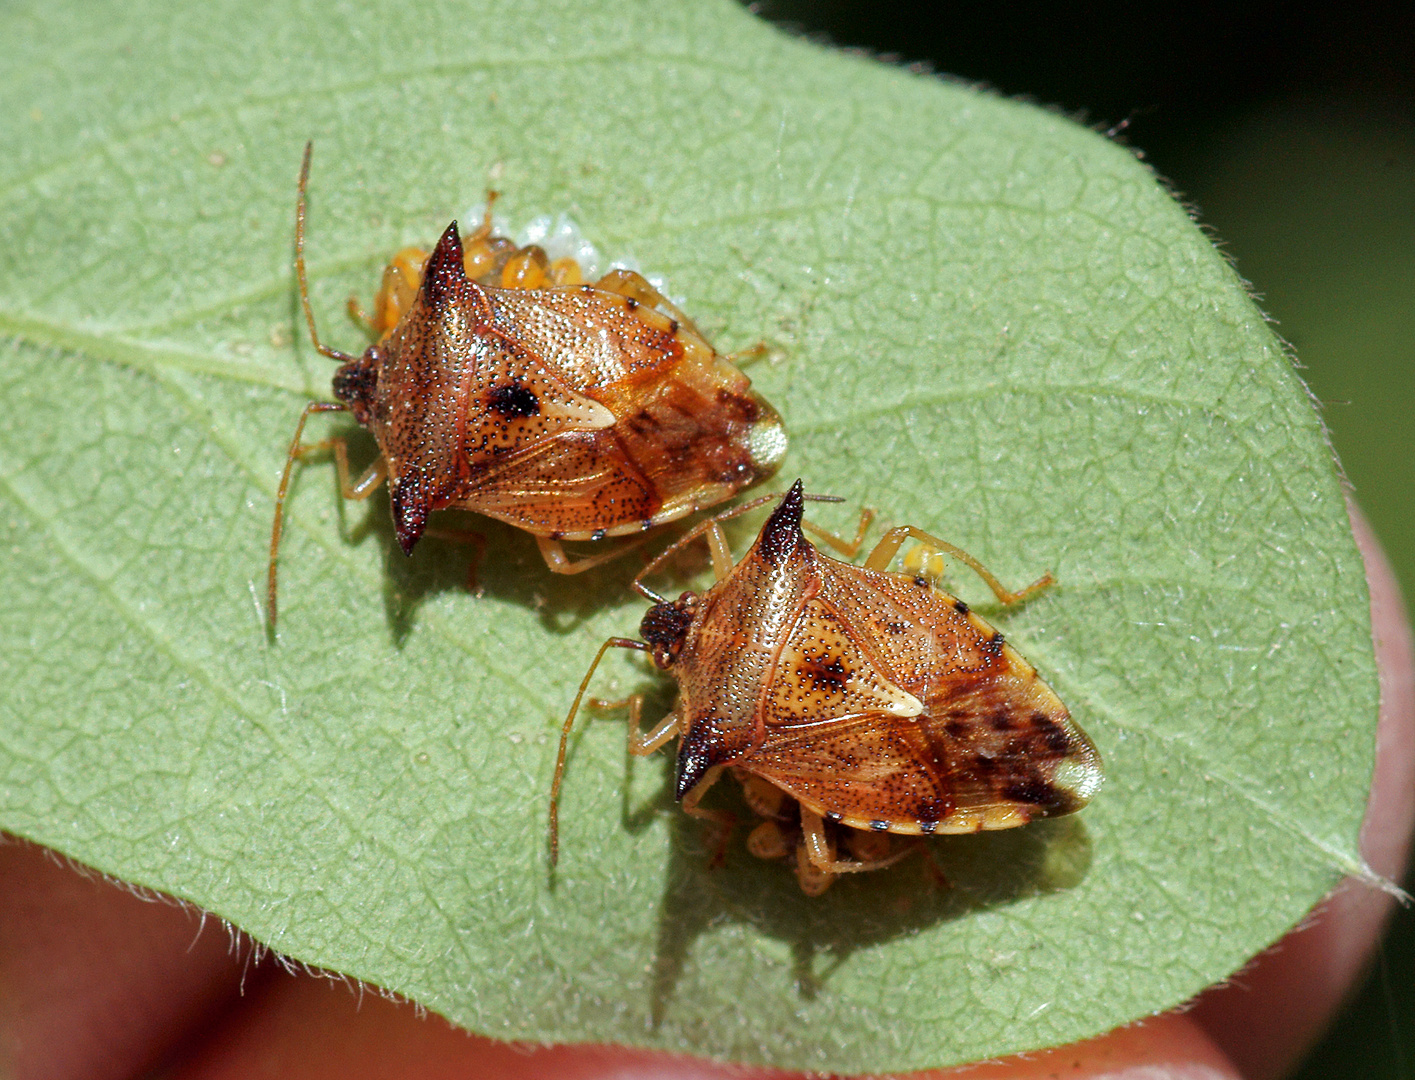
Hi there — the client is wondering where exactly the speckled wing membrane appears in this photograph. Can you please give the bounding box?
[724,491,1100,836]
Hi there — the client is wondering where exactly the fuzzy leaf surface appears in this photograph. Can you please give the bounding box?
[0,0,1377,1070]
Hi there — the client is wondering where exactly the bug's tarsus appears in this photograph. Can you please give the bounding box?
[467,189,499,245]
[678,766,736,867]
[535,534,652,577]
[422,524,489,595]
[549,636,650,869]
[801,807,914,876]
[863,525,1054,606]
[723,341,772,368]
[801,506,875,560]
[346,294,375,335]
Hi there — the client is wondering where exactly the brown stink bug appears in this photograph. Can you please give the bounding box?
[548,480,1102,894]
[266,144,787,626]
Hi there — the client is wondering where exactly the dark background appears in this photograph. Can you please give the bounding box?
[748,2,1415,1076]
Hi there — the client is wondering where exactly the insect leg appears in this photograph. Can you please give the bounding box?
[722,341,771,368]
[842,827,894,864]
[629,494,781,600]
[548,636,651,868]
[703,520,735,581]
[593,268,704,339]
[794,843,836,895]
[629,488,849,602]
[681,766,736,868]
[459,193,521,283]
[368,247,429,338]
[465,190,499,245]
[346,295,374,333]
[422,525,488,596]
[315,440,387,501]
[267,400,356,631]
[625,699,681,757]
[799,807,914,875]
[862,526,1054,605]
[535,534,650,576]
[746,820,793,861]
[801,506,875,559]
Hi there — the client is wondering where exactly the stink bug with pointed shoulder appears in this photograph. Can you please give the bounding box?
[266,144,787,627]
[549,480,1102,894]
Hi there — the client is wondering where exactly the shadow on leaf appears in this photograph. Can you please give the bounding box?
[284,433,658,644]
[639,766,1093,1022]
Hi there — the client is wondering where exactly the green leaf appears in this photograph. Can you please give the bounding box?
[0,0,1379,1071]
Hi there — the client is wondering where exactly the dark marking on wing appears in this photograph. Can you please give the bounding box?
[1031,713,1072,755]
[798,654,848,694]
[486,382,540,418]
[1003,776,1064,808]
[972,753,1002,777]
[714,388,761,423]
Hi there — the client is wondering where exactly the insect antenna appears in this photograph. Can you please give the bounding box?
[267,142,362,633]
[296,142,359,366]
[548,636,650,868]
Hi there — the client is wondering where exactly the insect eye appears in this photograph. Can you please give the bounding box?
[332,352,379,409]
[639,598,695,661]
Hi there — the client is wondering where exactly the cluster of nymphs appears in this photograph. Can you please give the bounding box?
[270,144,1102,895]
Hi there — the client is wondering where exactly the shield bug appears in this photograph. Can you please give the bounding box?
[266,144,787,626]
[549,480,1102,894]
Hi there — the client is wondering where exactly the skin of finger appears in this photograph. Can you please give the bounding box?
[0,837,260,1080]
[1187,504,1415,1080]
[164,971,793,1080]
[164,967,1239,1080]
